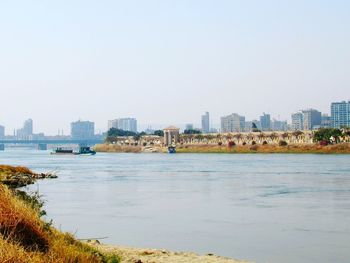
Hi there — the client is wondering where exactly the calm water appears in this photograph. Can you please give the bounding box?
[1,148,350,263]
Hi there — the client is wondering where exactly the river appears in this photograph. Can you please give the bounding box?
[1,148,350,263]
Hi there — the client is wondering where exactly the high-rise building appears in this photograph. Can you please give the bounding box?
[221,113,245,132]
[108,119,118,131]
[244,121,253,132]
[260,113,271,131]
[302,109,321,130]
[185,123,194,130]
[16,119,33,139]
[331,101,350,128]
[321,114,332,128]
[252,120,261,130]
[291,109,322,130]
[0,125,4,138]
[272,120,288,131]
[291,112,304,130]
[108,118,137,132]
[71,120,94,139]
[201,112,210,133]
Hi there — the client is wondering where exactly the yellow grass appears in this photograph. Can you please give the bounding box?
[0,165,34,179]
[176,143,350,154]
[0,184,119,263]
[94,144,142,153]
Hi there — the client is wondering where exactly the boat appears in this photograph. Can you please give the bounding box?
[168,146,176,153]
[51,147,74,155]
[76,146,96,155]
[51,146,96,155]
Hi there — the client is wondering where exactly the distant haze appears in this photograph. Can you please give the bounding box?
[0,1,349,135]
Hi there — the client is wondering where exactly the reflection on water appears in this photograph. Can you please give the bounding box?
[1,148,350,263]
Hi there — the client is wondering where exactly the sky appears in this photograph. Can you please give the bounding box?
[0,0,349,134]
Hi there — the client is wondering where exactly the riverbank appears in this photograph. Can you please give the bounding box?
[0,165,119,262]
[91,242,248,263]
[176,143,350,154]
[94,144,164,153]
[0,165,57,187]
[0,165,247,263]
[94,143,350,154]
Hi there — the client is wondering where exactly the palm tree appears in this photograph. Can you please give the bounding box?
[281,132,289,140]
[292,131,303,142]
[234,133,242,144]
[195,134,204,142]
[269,132,278,143]
[258,132,265,143]
[205,134,214,144]
[216,133,222,144]
[245,133,254,144]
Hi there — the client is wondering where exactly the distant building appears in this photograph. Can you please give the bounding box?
[321,114,332,128]
[185,123,194,130]
[331,101,350,128]
[0,125,4,138]
[30,133,45,140]
[272,120,288,131]
[108,119,118,130]
[302,109,321,130]
[163,126,180,146]
[260,113,271,131]
[244,121,253,132]
[144,127,155,135]
[201,112,210,133]
[17,119,33,139]
[221,113,245,132]
[71,120,94,139]
[108,118,137,132]
[291,112,304,130]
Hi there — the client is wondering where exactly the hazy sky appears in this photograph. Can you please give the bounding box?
[0,0,349,134]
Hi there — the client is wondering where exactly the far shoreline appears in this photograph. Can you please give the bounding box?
[94,143,350,154]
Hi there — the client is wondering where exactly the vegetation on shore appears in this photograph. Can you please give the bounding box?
[94,144,143,153]
[98,127,350,154]
[0,165,119,263]
[176,143,350,154]
[94,142,350,154]
[0,165,57,188]
[106,128,164,143]
[0,165,247,262]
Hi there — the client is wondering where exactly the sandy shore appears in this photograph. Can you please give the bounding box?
[90,242,250,263]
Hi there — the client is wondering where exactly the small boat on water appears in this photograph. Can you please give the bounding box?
[51,146,96,156]
[77,146,96,155]
[168,146,176,154]
[51,147,74,155]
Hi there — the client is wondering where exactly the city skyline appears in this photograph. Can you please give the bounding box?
[1,1,349,135]
[1,100,349,136]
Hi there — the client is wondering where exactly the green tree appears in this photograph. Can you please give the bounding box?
[313,128,342,144]
[153,130,164,137]
[107,128,137,137]
[184,129,201,134]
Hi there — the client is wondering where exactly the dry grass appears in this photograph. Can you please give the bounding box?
[0,184,119,263]
[94,144,142,153]
[176,143,350,154]
[0,184,49,251]
[0,165,34,178]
